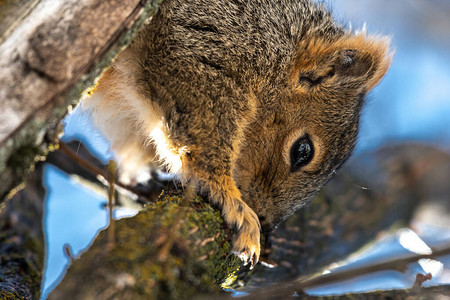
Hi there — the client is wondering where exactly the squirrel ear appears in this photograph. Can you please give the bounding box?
[335,49,372,78]
[335,34,393,91]
[292,34,392,91]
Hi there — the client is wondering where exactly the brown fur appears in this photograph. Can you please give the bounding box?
[82,0,392,267]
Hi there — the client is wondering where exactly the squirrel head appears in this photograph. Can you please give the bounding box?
[234,33,392,232]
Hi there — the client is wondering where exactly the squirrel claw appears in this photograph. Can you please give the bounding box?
[249,251,260,269]
[234,248,260,270]
[231,216,261,269]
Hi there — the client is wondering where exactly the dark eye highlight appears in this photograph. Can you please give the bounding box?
[290,135,314,172]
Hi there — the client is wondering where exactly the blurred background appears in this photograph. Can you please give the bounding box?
[41,0,450,298]
[334,0,450,153]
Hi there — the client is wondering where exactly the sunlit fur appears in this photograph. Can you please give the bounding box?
[82,0,392,266]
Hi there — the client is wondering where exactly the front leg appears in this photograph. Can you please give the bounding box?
[207,174,261,267]
[159,77,260,266]
[170,96,261,266]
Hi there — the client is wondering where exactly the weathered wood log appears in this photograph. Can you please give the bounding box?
[0,0,164,200]
[0,0,164,297]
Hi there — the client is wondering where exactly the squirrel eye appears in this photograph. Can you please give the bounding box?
[290,135,314,172]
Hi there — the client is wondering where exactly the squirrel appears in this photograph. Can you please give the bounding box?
[82,0,392,268]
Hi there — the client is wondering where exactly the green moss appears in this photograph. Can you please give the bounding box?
[6,143,39,177]
[0,290,24,300]
[50,191,242,299]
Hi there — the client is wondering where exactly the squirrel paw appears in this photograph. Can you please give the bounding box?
[231,226,261,269]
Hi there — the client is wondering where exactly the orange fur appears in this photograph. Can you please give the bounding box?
[291,33,393,93]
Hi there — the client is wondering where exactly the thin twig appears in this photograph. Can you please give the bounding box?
[107,160,117,250]
[413,272,432,292]
[58,141,107,177]
[63,244,75,262]
[295,244,450,291]
[58,141,152,201]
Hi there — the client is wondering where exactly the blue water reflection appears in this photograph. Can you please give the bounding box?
[42,165,108,298]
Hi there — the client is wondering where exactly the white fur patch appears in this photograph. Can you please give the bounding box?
[81,49,187,182]
[148,122,187,174]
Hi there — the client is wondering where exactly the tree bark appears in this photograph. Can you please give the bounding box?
[0,0,164,199]
[0,163,45,299]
